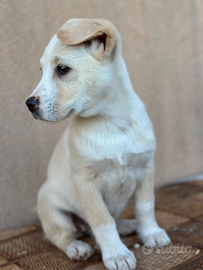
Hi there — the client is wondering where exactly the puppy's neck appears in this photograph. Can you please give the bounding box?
[77,56,145,127]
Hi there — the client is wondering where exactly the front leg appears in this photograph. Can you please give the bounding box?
[135,161,171,247]
[72,171,136,270]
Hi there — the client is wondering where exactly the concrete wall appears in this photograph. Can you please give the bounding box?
[1,0,203,231]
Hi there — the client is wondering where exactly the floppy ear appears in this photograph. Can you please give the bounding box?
[57,18,121,60]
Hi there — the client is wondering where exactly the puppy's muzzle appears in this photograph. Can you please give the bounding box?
[26,96,40,113]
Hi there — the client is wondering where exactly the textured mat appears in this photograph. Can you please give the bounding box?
[1,180,203,270]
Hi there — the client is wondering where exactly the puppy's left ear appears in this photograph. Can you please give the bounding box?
[57,18,121,60]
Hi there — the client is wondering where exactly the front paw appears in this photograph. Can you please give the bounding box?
[140,227,171,247]
[103,245,136,270]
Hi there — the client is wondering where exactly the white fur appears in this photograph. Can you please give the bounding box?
[135,200,171,247]
[26,19,170,270]
[67,240,94,261]
[94,223,136,269]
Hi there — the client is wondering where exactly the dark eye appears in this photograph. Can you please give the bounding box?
[56,65,70,76]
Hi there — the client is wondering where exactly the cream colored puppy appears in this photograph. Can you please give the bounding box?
[26,19,170,270]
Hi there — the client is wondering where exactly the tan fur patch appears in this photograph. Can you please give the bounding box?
[57,18,121,58]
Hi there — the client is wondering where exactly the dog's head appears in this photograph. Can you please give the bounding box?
[26,18,121,122]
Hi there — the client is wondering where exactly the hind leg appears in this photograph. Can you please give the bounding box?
[37,194,94,260]
[67,240,94,261]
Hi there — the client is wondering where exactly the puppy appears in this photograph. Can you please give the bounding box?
[26,18,170,270]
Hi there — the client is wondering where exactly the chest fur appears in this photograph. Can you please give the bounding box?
[94,151,154,183]
[92,151,154,218]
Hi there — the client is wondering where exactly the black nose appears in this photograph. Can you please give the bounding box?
[26,96,39,112]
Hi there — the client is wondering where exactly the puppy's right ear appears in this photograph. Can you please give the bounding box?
[57,18,121,60]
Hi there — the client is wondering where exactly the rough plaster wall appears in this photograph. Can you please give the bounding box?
[0,0,203,231]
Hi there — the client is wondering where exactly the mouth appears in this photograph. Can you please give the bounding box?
[64,108,76,119]
[30,109,45,121]
[30,107,77,122]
